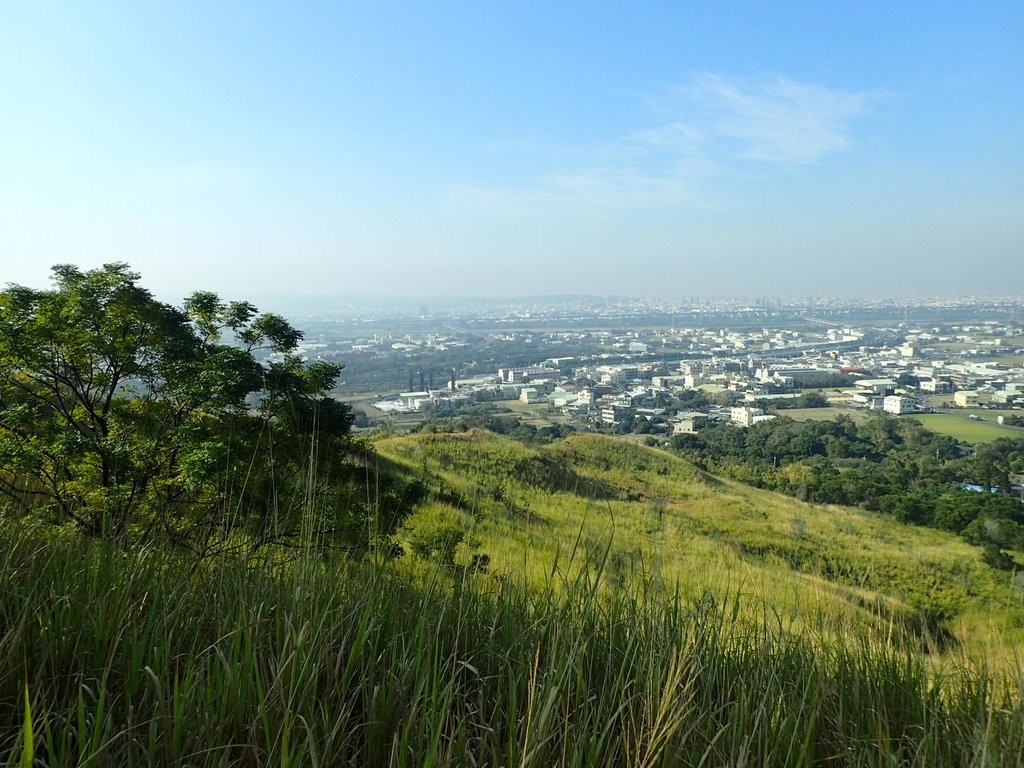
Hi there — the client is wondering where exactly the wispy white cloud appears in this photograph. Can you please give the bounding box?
[447,73,876,216]
[448,166,702,216]
[680,72,872,164]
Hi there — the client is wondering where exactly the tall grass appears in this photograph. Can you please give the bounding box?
[0,522,1021,767]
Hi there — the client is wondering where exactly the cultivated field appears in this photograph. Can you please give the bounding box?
[915,413,1023,443]
[781,406,868,423]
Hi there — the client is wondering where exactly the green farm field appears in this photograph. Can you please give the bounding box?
[915,413,1023,443]
[779,406,869,423]
[952,407,1023,420]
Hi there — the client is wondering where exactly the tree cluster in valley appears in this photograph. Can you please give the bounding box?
[672,413,1024,566]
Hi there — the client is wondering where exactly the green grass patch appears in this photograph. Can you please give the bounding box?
[914,413,1021,443]
[950,407,1023,421]
[377,430,1024,668]
[783,407,868,423]
[1,522,1021,766]
[5,429,1024,765]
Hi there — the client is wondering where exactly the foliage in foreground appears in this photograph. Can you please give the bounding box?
[1,524,1022,767]
[0,264,367,552]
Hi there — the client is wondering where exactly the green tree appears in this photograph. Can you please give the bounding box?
[0,263,353,547]
[796,391,828,408]
[858,412,901,454]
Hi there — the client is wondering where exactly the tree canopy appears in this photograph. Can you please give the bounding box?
[670,412,1024,559]
[0,263,359,549]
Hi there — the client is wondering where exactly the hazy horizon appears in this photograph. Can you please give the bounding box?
[3,3,1021,300]
[6,277,1021,310]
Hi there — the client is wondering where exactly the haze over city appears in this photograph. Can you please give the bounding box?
[2,2,1021,300]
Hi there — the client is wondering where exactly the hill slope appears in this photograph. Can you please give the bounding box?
[375,430,1024,665]
[2,430,1021,765]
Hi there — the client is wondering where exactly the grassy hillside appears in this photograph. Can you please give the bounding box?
[376,430,1024,666]
[3,523,1021,766]
[2,430,1023,765]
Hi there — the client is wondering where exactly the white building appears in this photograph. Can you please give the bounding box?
[671,411,708,435]
[398,391,432,409]
[520,387,541,404]
[601,404,633,425]
[883,395,916,415]
[730,406,764,427]
[918,377,951,393]
[549,390,578,407]
[855,379,897,396]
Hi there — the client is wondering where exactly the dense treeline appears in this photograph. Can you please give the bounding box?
[788,373,860,389]
[672,413,1024,566]
[747,390,830,410]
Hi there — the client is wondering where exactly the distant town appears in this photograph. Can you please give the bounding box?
[272,296,1024,443]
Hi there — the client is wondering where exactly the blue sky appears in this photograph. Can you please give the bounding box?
[2,2,1021,299]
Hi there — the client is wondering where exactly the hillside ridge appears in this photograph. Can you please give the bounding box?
[374,429,1024,664]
